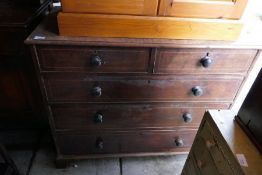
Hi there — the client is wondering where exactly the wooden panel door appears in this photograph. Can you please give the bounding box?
[61,0,159,16]
[158,0,248,19]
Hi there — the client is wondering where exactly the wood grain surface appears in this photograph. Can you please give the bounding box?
[57,13,243,41]
[158,0,248,19]
[61,0,158,16]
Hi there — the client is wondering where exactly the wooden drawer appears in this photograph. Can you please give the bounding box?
[51,104,205,130]
[56,130,197,155]
[37,46,150,73]
[155,49,256,74]
[44,74,243,103]
[158,0,247,19]
[58,13,243,41]
[60,0,158,16]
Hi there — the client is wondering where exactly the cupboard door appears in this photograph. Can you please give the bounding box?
[61,0,158,16]
[158,0,248,19]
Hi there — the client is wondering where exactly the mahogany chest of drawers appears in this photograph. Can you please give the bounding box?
[26,13,260,167]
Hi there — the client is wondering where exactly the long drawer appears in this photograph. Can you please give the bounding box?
[51,104,205,130]
[57,13,243,41]
[60,0,158,16]
[56,130,197,155]
[44,74,243,103]
[155,48,256,75]
[36,46,150,73]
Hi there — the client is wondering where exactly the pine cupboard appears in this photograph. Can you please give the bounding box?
[57,0,248,40]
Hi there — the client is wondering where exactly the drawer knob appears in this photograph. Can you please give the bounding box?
[91,55,103,67]
[200,54,212,68]
[94,113,103,124]
[92,86,102,97]
[175,138,184,147]
[183,113,192,123]
[192,86,203,97]
[96,138,104,150]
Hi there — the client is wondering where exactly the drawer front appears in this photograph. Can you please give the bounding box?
[158,0,247,19]
[51,104,205,130]
[57,130,197,155]
[61,0,158,16]
[37,46,150,73]
[155,49,256,74]
[44,75,243,103]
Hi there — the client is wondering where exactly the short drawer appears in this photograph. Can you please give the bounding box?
[56,130,197,155]
[155,49,256,74]
[61,0,158,16]
[44,74,243,103]
[51,104,205,130]
[37,46,150,73]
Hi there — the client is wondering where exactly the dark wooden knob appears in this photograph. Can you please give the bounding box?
[192,86,203,97]
[95,138,103,150]
[175,138,184,147]
[200,55,212,68]
[94,113,103,124]
[183,113,192,123]
[91,86,102,97]
[90,55,103,67]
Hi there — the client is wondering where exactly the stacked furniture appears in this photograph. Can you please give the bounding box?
[0,0,51,145]
[26,8,261,167]
[57,0,248,40]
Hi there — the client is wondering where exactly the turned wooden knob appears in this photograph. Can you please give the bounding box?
[94,113,103,124]
[183,113,192,123]
[175,138,184,147]
[200,54,212,68]
[90,55,103,67]
[192,86,203,97]
[91,86,102,97]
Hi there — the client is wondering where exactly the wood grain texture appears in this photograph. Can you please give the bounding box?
[61,0,158,16]
[155,48,256,75]
[182,112,246,175]
[51,104,205,130]
[37,45,151,73]
[43,74,243,103]
[158,0,248,19]
[56,130,197,156]
[57,13,243,41]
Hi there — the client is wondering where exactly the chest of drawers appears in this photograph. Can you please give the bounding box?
[182,111,262,175]
[26,13,261,168]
